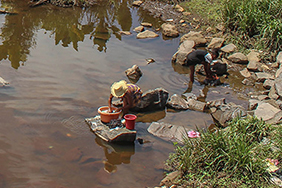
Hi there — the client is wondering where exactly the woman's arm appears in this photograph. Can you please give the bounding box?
[108,94,114,112]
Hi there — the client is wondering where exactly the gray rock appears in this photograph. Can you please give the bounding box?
[257,95,270,101]
[161,23,179,38]
[207,98,226,108]
[132,1,143,6]
[248,99,261,110]
[133,26,144,32]
[147,122,189,144]
[166,94,189,110]
[180,31,207,46]
[211,102,247,127]
[269,86,280,100]
[254,102,281,121]
[187,99,207,112]
[242,78,254,86]
[275,73,282,97]
[171,40,195,65]
[85,116,136,143]
[125,64,142,81]
[136,30,159,39]
[247,51,260,62]
[227,52,248,64]
[247,60,262,72]
[220,43,237,53]
[255,72,274,83]
[240,68,251,78]
[263,79,275,90]
[275,66,282,78]
[182,92,197,100]
[207,37,225,49]
[134,87,169,112]
[276,51,282,64]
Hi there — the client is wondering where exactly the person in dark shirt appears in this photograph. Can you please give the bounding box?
[184,48,219,83]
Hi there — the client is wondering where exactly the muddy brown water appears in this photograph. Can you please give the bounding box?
[0,0,263,187]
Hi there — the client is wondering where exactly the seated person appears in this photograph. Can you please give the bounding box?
[184,48,219,83]
[108,80,143,116]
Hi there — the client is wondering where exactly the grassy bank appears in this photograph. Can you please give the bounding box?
[165,116,282,187]
[179,0,282,62]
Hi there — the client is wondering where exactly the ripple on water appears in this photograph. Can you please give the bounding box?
[61,115,91,136]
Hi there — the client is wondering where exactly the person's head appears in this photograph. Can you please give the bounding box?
[111,80,128,98]
[210,48,219,60]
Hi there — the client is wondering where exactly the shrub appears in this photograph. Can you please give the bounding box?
[165,116,275,187]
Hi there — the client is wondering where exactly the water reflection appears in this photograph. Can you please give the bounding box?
[0,0,162,69]
[95,137,135,173]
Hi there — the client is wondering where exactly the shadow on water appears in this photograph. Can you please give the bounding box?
[0,0,164,69]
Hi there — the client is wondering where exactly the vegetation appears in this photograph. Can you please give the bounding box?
[165,116,282,187]
[180,0,282,61]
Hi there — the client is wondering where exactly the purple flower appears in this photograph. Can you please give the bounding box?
[187,130,200,138]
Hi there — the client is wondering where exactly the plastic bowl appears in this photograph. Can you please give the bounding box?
[98,106,121,123]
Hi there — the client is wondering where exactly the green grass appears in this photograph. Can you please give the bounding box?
[179,0,282,59]
[165,116,281,187]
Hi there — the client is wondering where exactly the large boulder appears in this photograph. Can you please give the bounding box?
[171,40,195,65]
[133,87,169,112]
[180,31,207,46]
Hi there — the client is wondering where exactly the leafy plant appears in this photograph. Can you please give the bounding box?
[165,116,275,187]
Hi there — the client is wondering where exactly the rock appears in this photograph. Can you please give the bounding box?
[227,52,248,64]
[182,92,197,101]
[174,5,184,12]
[161,23,179,38]
[134,87,169,112]
[166,94,189,110]
[207,37,225,49]
[119,31,131,35]
[257,95,270,101]
[210,102,247,127]
[220,43,237,53]
[276,51,282,64]
[136,30,159,39]
[85,116,137,143]
[133,26,144,32]
[0,77,9,86]
[247,60,262,72]
[263,79,275,90]
[207,98,226,108]
[254,102,281,121]
[269,86,280,100]
[275,73,282,97]
[125,64,142,81]
[160,171,181,187]
[240,68,251,78]
[141,22,152,27]
[147,122,188,144]
[132,1,143,6]
[180,31,207,46]
[248,99,260,110]
[255,72,274,83]
[247,51,261,62]
[171,40,195,65]
[187,99,207,112]
[275,66,282,78]
[242,78,254,86]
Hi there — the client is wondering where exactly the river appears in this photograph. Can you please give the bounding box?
[0,0,258,187]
